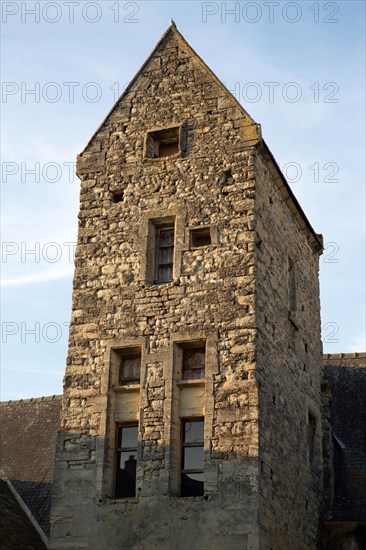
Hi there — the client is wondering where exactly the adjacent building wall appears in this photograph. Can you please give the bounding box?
[321,353,366,549]
[322,353,366,523]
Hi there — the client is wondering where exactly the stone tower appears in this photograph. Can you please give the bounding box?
[50,24,324,550]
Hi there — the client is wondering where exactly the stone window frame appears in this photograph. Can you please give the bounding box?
[143,123,187,161]
[101,337,147,501]
[163,330,218,498]
[139,207,186,286]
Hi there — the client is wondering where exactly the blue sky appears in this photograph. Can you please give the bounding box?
[1,1,365,400]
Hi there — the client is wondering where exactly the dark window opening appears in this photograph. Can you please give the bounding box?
[115,424,138,498]
[308,412,316,464]
[146,127,180,159]
[190,228,211,248]
[288,257,296,311]
[117,348,141,385]
[159,141,179,157]
[155,225,174,283]
[181,419,204,497]
[112,191,124,203]
[224,169,233,184]
[182,345,205,380]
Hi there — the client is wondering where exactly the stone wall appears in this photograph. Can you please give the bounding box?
[254,147,323,549]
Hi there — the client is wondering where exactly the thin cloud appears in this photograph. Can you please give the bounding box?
[0,366,64,374]
[345,332,366,354]
[1,267,73,288]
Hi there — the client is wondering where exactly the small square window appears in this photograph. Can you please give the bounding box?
[182,345,205,380]
[145,127,180,159]
[288,256,297,312]
[116,348,141,385]
[112,191,123,203]
[308,412,316,464]
[190,228,211,248]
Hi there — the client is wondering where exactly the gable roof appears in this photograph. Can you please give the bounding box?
[0,479,48,550]
[81,21,257,154]
[0,395,62,536]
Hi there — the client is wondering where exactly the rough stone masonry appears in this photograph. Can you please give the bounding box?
[49,23,325,550]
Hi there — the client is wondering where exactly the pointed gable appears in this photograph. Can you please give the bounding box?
[77,23,260,171]
[76,22,321,252]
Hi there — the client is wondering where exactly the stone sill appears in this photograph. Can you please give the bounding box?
[144,152,182,163]
[112,384,140,393]
[176,379,205,388]
[104,497,138,505]
[185,244,218,251]
[171,495,206,502]
[105,495,205,504]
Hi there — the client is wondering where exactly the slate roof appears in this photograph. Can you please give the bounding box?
[323,353,366,523]
[0,395,62,536]
[0,478,47,550]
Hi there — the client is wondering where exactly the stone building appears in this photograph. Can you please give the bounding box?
[1,23,365,550]
[49,22,324,549]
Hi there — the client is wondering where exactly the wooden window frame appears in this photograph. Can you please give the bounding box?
[114,423,138,499]
[154,223,175,284]
[181,343,206,381]
[115,347,141,386]
[180,418,204,497]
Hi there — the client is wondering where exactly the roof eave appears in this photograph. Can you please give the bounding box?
[260,140,323,254]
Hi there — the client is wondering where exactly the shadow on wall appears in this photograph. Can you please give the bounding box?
[50,431,260,550]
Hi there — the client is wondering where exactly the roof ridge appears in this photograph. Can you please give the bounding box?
[0,394,62,407]
[323,352,366,359]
